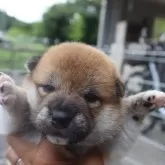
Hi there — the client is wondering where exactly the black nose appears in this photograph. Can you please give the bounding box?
[49,100,77,128]
[52,110,75,128]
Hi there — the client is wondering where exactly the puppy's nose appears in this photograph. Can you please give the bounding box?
[52,110,75,128]
[49,99,78,128]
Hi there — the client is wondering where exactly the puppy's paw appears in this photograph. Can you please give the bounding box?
[46,135,68,145]
[142,90,165,109]
[0,72,16,106]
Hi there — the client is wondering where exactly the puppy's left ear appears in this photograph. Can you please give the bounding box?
[25,55,42,72]
[116,79,125,97]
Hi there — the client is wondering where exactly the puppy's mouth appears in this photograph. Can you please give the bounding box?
[35,107,92,144]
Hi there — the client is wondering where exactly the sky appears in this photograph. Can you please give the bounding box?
[0,0,67,23]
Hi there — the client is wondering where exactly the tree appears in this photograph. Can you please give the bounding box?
[41,0,101,45]
[0,10,12,30]
[0,10,28,31]
[32,22,45,37]
[81,13,99,45]
[69,13,85,41]
[74,0,101,44]
[43,3,74,45]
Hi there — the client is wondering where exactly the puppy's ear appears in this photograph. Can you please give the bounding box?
[25,55,42,72]
[116,79,125,97]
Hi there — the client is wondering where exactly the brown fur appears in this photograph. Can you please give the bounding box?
[31,42,123,105]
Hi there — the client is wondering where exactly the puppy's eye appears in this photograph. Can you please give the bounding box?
[84,93,100,103]
[132,115,140,122]
[42,85,55,92]
[38,84,55,95]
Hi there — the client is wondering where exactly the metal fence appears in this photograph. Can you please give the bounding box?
[0,43,45,73]
[122,49,165,92]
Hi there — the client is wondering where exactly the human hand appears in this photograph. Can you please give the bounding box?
[7,135,74,165]
[7,135,104,165]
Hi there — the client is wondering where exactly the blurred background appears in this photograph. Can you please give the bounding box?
[0,0,165,164]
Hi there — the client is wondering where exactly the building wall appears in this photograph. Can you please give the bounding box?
[128,0,165,21]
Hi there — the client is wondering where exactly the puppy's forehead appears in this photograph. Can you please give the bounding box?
[32,43,118,87]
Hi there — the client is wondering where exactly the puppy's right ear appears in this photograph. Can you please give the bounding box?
[25,55,42,72]
[115,79,125,97]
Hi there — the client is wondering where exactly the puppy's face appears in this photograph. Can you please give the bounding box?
[24,42,125,145]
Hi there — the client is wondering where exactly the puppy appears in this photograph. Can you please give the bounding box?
[0,42,165,164]
[104,90,165,165]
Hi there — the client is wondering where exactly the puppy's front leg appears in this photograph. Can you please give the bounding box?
[107,90,165,165]
[124,90,165,120]
[0,73,29,131]
[0,73,28,113]
[0,72,41,144]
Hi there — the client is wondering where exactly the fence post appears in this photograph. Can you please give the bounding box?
[10,43,16,71]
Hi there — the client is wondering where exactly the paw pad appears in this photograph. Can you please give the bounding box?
[0,74,16,105]
[143,90,165,109]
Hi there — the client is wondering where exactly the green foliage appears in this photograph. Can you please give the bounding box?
[7,24,32,37]
[69,13,85,41]
[153,18,165,38]
[42,0,101,45]
[7,27,25,37]
[74,0,100,44]
[81,13,99,45]
[0,43,45,70]
[43,3,75,44]
[0,49,34,69]
[32,22,45,37]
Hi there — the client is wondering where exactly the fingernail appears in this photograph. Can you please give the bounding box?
[16,159,24,165]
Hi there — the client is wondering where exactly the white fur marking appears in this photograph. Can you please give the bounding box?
[37,107,49,121]
[26,84,38,110]
[75,114,87,128]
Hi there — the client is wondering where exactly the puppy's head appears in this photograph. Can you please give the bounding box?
[24,42,125,145]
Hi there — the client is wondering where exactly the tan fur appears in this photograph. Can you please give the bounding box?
[31,42,122,105]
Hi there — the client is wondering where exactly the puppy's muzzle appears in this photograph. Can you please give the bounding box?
[48,96,92,143]
[50,104,77,128]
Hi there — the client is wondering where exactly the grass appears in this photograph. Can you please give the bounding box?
[0,42,46,70]
[0,49,35,70]
[13,42,46,51]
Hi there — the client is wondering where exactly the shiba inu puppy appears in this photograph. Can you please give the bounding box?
[1,42,165,164]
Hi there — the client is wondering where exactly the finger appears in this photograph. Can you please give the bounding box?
[37,139,73,160]
[7,146,24,165]
[80,148,104,165]
[7,135,73,164]
[7,135,35,157]
[33,139,74,165]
